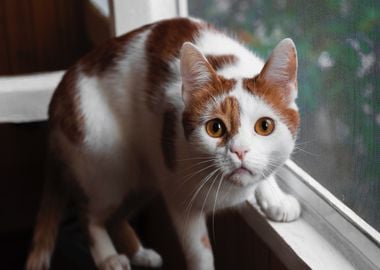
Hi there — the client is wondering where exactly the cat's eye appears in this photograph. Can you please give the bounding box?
[255,117,275,136]
[205,119,226,138]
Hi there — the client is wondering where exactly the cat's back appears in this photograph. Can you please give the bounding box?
[48,18,203,146]
[48,17,263,150]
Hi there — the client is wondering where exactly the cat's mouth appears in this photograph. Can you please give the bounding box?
[227,166,255,187]
[225,166,255,187]
[227,166,254,178]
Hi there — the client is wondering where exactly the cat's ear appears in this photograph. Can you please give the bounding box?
[180,42,216,105]
[257,38,298,105]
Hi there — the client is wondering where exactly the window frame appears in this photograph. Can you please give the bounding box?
[240,160,380,270]
[0,71,63,122]
[0,0,379,269]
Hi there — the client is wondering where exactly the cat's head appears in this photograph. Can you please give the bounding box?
[180,39,299,187]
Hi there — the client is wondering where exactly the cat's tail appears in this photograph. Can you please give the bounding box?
[26,156,68,270]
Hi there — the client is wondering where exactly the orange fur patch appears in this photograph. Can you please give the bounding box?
[212,96,240,146]
[109,219,142,257]
[161,106,178,170]
[145,18,201,110]
[243,78,299,136]
[49,67,84,143]
[182,77,236,138]
[201,234,212,249]
[80,23,153,75]
[26,159,67,270]
[205,54,238,71]
[49,23,153,144]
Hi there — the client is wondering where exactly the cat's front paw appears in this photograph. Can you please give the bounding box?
[131,247,163,268]
[99,254,130,270]
[257,193,301,222]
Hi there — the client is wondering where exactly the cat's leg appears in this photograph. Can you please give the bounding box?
[109,218,162,268]
[88,220,131,270]
[255,175,301,222]
[169,208,214,270]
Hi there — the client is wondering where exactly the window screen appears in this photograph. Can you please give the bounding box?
[189,0,380,231]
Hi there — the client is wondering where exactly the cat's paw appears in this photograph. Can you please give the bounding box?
[99,254,130,270]
[257,193,301,222]
[131,247,163,268]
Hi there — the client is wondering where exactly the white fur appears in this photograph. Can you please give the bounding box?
[53,19,300,270]
[180,42,214,104]
[130,247,163,268]
[255,175,301,222]
[89,223,122,267]
[99,254,130,270]
[262,38,296,81]
[195,30,264,78]
[79,75,122,153]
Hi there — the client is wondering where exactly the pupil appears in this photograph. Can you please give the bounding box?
[262,120,268,130]
[213,122,221,132]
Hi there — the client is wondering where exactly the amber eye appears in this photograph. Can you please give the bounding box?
[255,117,275,136]
[205,119,227,138]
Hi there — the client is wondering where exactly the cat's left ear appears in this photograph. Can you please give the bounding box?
[257,38,298,105]
[180,42,217,105]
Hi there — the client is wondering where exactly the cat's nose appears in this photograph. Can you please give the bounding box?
[230,146,249,160]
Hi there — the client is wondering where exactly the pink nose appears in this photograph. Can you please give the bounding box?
[230,146,249,160]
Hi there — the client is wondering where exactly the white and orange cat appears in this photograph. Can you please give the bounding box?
[26,18,301,270]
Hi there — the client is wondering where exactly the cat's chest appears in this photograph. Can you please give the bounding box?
[121,188,161,217]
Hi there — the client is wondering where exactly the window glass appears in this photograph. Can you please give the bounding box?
[189,0,380,231]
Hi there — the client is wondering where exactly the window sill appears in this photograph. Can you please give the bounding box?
[239,160,380,270]
[0,71,64,123]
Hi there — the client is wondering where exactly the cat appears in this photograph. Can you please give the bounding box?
[26,17,301,270]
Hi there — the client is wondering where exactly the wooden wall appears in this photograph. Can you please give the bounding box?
[0,1,94,268]
[0,122,47,269]
[0,0,91,75]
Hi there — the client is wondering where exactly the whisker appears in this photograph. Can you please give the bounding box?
[181,168,218,238]
[293,146,319,157]
[184,167,220,212]
[176,156,217,162]
[168,162,218,198]
[212,172,225,244]
[180,163,216,184]
[177,159,216,174]
[183,168,220,239]
[200,170,221,217]
[295,139,317,147]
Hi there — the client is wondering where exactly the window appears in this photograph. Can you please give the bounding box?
[189,0,380,232]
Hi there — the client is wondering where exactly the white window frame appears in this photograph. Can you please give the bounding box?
[0,71,64,122]
[110,0,188,36]
[241,160,380,270]
[0,0,379,269]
